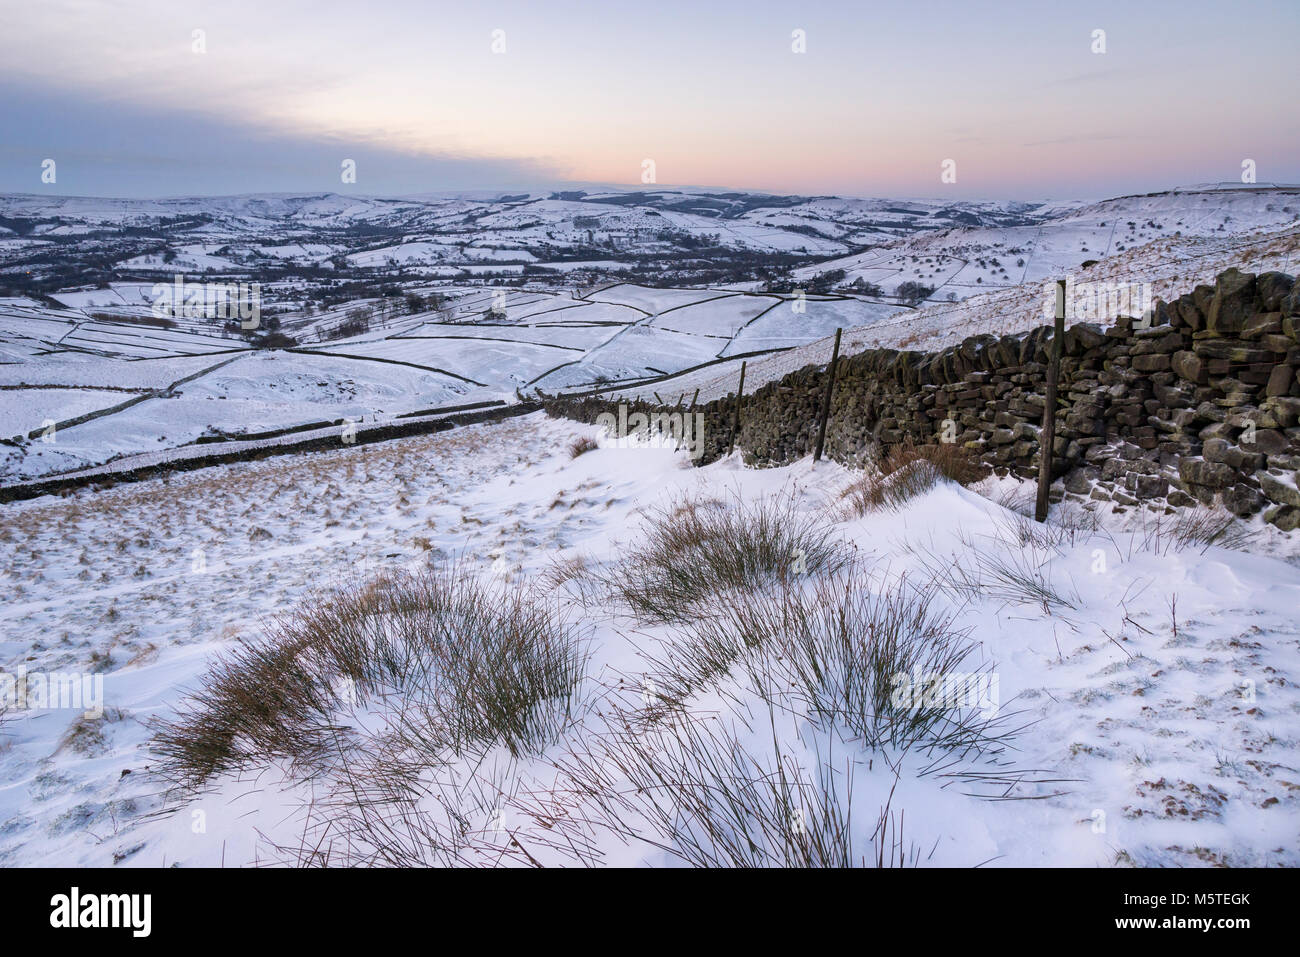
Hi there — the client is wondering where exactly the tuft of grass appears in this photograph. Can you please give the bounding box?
[150,632,336,786]
[842,442,986,515]
[842,460,941,514]
[650,563,1009,753]
[608,490,848,623]
[903,517,1082,615]
[539,552,588,589]
[873,441,986,485]
[1090,503,1259,560]
[993,502,1097,552]
[1165,505,1258,554]
[549,695,918,867]
[263,741,540,867]
[992,482,1036,517]
[959,531,1081,612]
[151,563,589,788]
[567,435,599,458]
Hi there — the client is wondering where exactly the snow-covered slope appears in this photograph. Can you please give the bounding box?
[1,412,1296,867]
[634,221,1300,407]
[794,185,1300,302]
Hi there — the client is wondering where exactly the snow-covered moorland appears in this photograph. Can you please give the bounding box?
[2,412,1296,867]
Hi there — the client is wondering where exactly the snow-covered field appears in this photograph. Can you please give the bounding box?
[4,183,1295,486]
[795,186,1300,300]
[1,412,1296,867]
[0,351,484,482]
[0,387,146,438]
[0,283,903,482]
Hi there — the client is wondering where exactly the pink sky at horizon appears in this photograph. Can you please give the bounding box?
[0,0,1295,199]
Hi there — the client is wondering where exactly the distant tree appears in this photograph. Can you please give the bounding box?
[328,305,372,339]
[807,269,846,294]
[252,331,298,349]
[895,281,935,306]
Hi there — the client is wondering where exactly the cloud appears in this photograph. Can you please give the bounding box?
[0,81,562,197]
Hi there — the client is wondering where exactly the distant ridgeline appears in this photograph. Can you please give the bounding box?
[546,268,1300,532]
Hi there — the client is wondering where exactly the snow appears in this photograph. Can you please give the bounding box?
[0,388,145,439]
[662,222,1300,406]
[4,184,1297,487]
[647,294,779,338]
[1,412,1295,867]
[0,354,230,390]
[2,182,1298,868]
[0,353,475,482]
[795,187,1300,302]
[587,283,724,315]
[312,336,572,387]
[723,296,906,355]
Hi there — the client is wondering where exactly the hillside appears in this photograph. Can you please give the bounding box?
[3,184,1296,485]
[1,182,1298,875]
[2,411,1296,867]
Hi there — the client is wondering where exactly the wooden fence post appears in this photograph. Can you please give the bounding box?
[1035,280,1066,523]
[727,361,747,458]
[813,327,843,463]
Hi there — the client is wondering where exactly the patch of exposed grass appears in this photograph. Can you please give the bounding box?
[567,435,599,458]
[548,695,918,867]
[1148,505,1260,555]
[151,563,590,788]
[842,442,986,515]
[609,490,849,623]
[648,563,1010,754]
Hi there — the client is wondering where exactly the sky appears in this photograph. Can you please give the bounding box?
[0,0,1296,201]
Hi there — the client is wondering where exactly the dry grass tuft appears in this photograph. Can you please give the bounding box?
[151,562,589,788]
[842,442,986,516]
[547,695,920,867]
[567,436,599,458]
[647,562,1011,753]
[607,490,849,623]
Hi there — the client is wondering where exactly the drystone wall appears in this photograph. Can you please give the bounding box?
[545,268,1300,531]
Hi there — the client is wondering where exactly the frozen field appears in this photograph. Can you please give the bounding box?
[0,387,144,438]
[796,186,1300,302]
[0,281,910,483]
[9,212,1294,484]
[0,351,477,482]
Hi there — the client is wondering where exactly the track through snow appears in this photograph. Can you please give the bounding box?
[1,413,1297,867]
